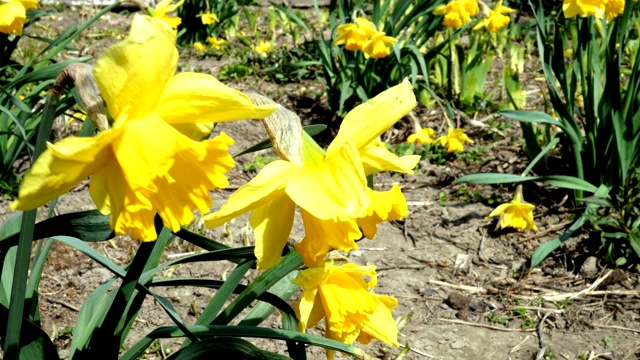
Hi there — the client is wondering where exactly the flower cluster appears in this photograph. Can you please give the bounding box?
[0,0,38,35]
[563,0,624,20]
[407,126,474,153]
[11,14,277,241]
[434,0,479,28]
[204,80,420,355]
[333,17,397,59]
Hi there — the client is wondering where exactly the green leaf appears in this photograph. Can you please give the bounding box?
[0,303,59,360]
[239,270,299,328]
[500,110,563,127]
[168,337,291,360]
[0,210,114,251]
[455,174,598,193]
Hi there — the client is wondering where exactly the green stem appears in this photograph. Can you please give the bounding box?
[4,93,58,359]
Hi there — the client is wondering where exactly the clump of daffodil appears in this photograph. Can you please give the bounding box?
[334,17,377,51]
[434,127,474,153]
[473,0,515,33]
[193,41,206,51]
[253,40,271,57]
[434,0,479,28]
[148,0,184,31]
[203,80,420,269]
[563,0,607,18]
[605,0,624,21]
[293,261,399,359]
[198,12,219,25]
[487,185,538,232]
[334,17,397,59]
[0,0,37,35]
[207,36,227,49]
[10,14,277,241]
[407,127,436,145]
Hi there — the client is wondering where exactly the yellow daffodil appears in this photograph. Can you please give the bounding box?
[199,12,219,25]
[407,127,436,145]
[563,0,606,18]
[193,41,206,51]
[0,0,37,35]
[487,185,538,231]
[434,0,479,28]
[10,15,276,241]
[605,0,624,20]
[207,36,227,49]
[253,40,271,56]
[149,0,184,31]
[473,0,515,33]
[203,80,420,269]
[293,261,399,359]
[333,17,378,51]
[362,32,397,59]
[434,127,474,152]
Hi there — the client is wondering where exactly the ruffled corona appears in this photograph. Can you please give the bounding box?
[0,0,37,35]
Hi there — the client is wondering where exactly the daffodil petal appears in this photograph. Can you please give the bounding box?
[327,79,416,156]
[361,145,420,175]
[93,14,178,121]
[203,160,297,228]
[11,133,114,211]
[156,72,277,125]
[250,194,296,269]
[296,210,361,267]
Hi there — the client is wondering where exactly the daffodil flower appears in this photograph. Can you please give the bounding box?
[199,12,219,25]
[207,36,227,49]
[203,80,420,268]
[292,261,399,359]
[407,127,436,145]
[434,0,479,28]
[0,0,37,35]
[253,40,271,56]
[487,185,538,231]
[149,0,184,30]
[434,127,474,152]
[473,0,515,33]
[563,0,606,18]
[10,15,277,241]
[333,17,377,51]
[605,0,624,21]
[193,41,206,51]
[362,32,397,59]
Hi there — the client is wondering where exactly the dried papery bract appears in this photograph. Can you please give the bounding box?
[51,63,109,131]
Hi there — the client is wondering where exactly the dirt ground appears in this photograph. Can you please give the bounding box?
[1,5,640,360]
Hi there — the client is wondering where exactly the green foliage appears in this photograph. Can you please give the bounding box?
[302,0,448,127]
[458,0,640,267]
[176,0,250,45]
[243,155,278,172]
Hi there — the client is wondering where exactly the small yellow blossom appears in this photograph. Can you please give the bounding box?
[334,17,378,51]
[193,41,206,51]
[0,0,38,35]
[473,0,516,33]
[434,128,474,152]
[487,185,538,231]
[563,0,606,18]
[605,0,624,20]
[198,12,219,25]
[206,36,227,49]
[10,15,276,241]
[362,32,397,59]
[407,127,436,145]
[434,0,479,28]
[253,40,271,57]
[150,0,184,31]
[293,261,399,358]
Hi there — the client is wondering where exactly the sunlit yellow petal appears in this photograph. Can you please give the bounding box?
[203,160,298,228]
[295,210,361,267]
[93,14,178,121]
[156,72,277,125]
[10,131,116,211]
[360,144,420,175]
[327,79,416,156]
[250,194,296,269]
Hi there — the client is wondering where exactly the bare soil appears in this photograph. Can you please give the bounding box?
[1,6,640,360]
